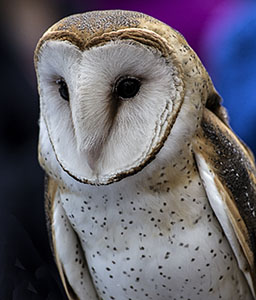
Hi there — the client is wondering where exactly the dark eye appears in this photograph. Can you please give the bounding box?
[114,76,141,99]
[56,78,69,101]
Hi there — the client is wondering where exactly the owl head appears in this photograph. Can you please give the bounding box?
[34,10,225,185]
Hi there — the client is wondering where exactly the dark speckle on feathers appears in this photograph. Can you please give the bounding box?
[201,111,256,259]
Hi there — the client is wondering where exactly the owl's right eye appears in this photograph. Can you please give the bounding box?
[56,79,69,101]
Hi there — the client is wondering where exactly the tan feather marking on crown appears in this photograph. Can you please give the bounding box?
[84,28,170,55]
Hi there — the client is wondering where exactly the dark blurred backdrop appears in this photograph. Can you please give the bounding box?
[0,0,255,299]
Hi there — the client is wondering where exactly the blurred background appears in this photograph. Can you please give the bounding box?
[0,0,255,299]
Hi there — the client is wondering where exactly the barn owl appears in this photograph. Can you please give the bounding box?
[34,10,256,300]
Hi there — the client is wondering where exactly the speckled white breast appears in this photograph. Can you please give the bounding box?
[60,161,252,300]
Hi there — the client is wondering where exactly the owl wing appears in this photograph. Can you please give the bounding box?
[45,176,99,300]
[193,107,256,298]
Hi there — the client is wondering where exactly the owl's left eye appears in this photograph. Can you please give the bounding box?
[114,76,141,100]
[56,78,69,101]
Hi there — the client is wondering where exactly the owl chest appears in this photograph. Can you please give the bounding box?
[61,174,251,300]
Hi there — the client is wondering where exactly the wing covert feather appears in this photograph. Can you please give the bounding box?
[194,108,256,297]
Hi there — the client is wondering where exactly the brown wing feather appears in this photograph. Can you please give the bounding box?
[194,107,256,291]
[44,175,57,253]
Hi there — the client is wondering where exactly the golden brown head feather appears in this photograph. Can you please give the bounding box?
[35,10,221,115]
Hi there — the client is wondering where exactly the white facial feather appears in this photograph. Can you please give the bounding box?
[39,76,201,196]
[37,40,184,184]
